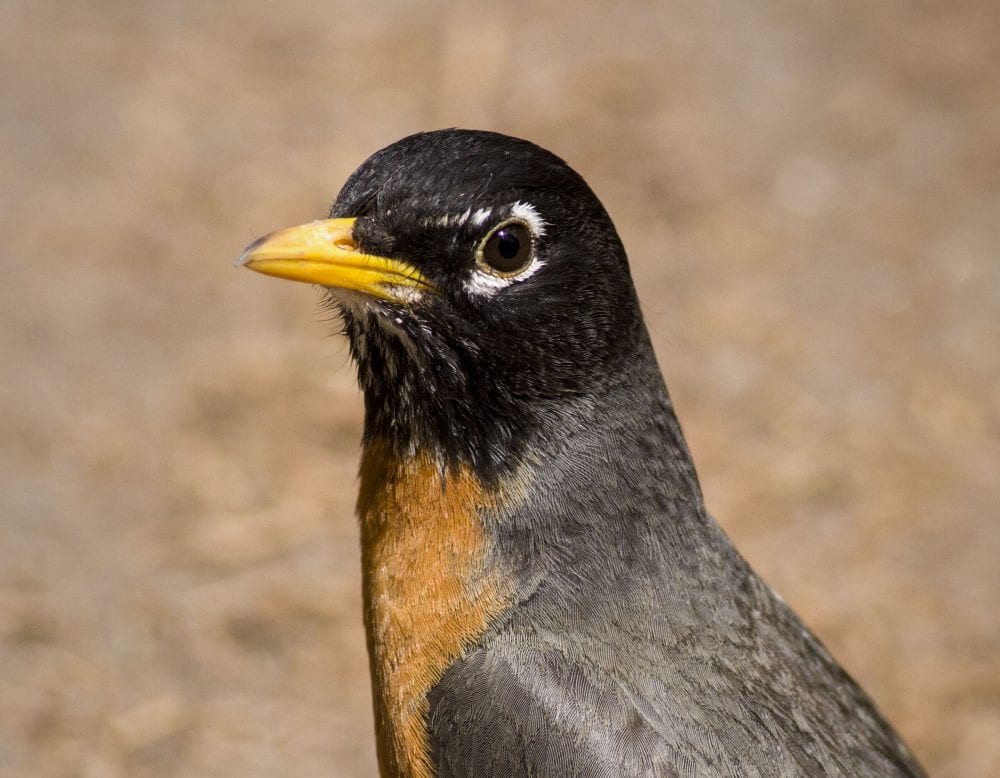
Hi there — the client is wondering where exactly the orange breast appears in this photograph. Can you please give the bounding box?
[357,441,512,778]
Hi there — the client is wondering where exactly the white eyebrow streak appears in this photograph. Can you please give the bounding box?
[420,201,547,233]
[424,208,473,229]
[470,207,493,226]
[418,201,547,236]
[443,208,471,228]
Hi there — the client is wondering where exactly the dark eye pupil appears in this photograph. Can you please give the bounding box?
[482,223,531,273]
[496,229,520,259]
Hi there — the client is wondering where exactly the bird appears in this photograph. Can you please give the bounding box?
[238,129,926,778]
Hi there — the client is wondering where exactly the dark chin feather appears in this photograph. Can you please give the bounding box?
[326,293,527,479]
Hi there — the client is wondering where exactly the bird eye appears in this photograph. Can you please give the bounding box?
[477,221,533,275]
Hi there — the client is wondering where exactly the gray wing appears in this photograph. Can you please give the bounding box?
[427,569,925,778]
[429,644,682,778]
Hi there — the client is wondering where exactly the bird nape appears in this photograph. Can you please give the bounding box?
[238,129,925,778]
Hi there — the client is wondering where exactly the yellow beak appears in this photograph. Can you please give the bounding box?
[237,217,431,302]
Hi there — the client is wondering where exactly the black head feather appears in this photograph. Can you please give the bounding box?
[327,130,644,478]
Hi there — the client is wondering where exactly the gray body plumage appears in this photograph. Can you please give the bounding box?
[427,329,924,777]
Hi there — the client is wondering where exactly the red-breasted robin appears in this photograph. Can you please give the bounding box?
[238,130,925,777]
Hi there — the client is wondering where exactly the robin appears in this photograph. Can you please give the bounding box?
[238,130,925,777]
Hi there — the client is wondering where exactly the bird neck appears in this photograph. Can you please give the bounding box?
[526,334,707,523]
[353,332,708,776]
[480,335,714,606]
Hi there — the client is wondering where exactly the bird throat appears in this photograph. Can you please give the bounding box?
[345,307,531,481]
[356,439,512,778]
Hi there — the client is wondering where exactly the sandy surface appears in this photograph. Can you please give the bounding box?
[2,1,998,775]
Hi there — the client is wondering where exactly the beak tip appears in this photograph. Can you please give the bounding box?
[236,235,268,269]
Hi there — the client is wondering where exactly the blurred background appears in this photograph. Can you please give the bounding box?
[2,1,998,775]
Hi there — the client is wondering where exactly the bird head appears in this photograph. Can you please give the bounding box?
[239,130,645,480]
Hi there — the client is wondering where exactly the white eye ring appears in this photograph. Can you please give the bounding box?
[475,219,535,277]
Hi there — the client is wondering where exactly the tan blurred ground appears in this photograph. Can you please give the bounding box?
[2,1,999,776]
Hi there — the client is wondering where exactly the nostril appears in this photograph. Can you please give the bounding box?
[334,236,358,251]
